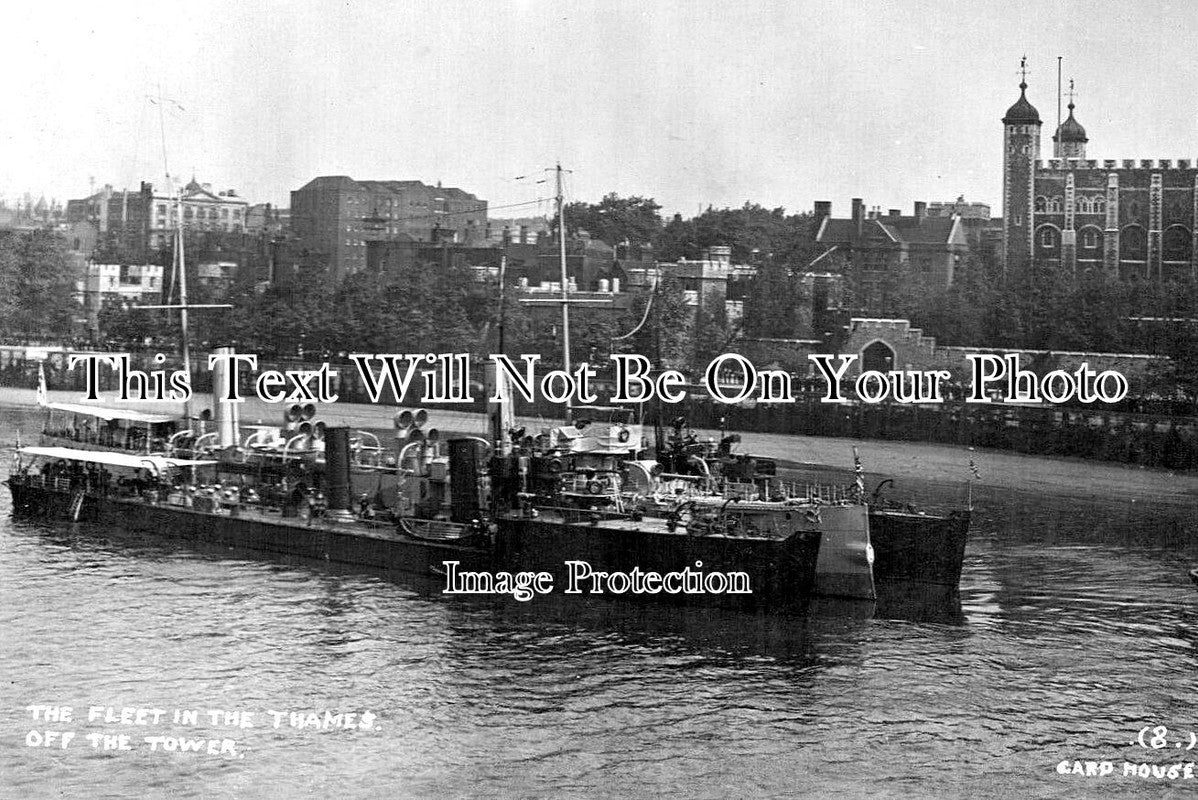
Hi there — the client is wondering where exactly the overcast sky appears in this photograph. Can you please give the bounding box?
[4,0,1197,218]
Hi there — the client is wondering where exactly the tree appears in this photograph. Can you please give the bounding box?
[624,275,692,371]
[97,299,168,349]
[743,260,808,338]
[562,194,663,247]
[691,303,737,372]
[0,230,78,342]
[657,204,820,266]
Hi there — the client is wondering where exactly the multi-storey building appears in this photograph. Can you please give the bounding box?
[1002,64,1198,280]
[290,176,487,280]
[66,178,248,259]
[814,199,970,286]
[65,183,154,262]
[147,178,248,250]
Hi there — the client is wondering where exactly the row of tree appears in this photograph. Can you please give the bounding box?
[6,203,1198,403]
[564,193,823,265]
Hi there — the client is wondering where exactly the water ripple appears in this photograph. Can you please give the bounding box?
[2,404,1196,797]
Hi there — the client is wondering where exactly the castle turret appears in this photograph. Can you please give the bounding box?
[1052,83,1087,159]
[1002,59,1042,272]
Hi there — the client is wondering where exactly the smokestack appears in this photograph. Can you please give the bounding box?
[448,439,484,523]
[851,198,864,235]
[323,427,355,520]
[211,346,241,448]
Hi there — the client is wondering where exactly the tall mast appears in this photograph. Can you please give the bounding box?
[146,89,228,432]
[153,87,192,428]
[175,186,193,427]
[1056,56,1062,142]
[556,162,571,409]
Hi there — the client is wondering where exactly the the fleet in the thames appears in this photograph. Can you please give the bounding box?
[8,349,972,610]
[6,180,973,615]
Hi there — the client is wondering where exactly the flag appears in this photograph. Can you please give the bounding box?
[852,446,865,498]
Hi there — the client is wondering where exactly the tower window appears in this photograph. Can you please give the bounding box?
[1082,229,1098,248]
[1040,229,1056,248]
[1046,197,1063,213]
[1163,226,1192,262]
[1034,196,1046,213]
[1120,226,1146,260]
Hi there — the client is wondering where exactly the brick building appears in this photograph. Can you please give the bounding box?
[66,183,154,262]
[290,176,487,280]
[66,178,248,262]
[814,199,970,286]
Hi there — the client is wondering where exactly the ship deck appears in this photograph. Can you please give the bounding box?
[501,507,802,541]
[8,473,478,549]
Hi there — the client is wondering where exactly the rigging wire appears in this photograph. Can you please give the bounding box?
[611,289,654,342]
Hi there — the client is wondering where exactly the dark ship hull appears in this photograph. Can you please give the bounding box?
[868,508,971,587]
[7,476,490,576]
[492,511,824,610]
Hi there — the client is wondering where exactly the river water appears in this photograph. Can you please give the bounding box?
[1,403,1196,799]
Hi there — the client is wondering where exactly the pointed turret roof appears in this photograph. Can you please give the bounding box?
[1053,98,1087,144]
[1003,79,1041,125]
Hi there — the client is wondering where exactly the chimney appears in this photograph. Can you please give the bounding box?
[888,208,901,218]
[851,198,864,235]
[709,245,732,267]
[814,200,832,225]
[914,201,927,219]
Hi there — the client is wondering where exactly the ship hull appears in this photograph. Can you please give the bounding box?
[492,514,825,610]
[6,478,490,576]
[868,508,970,587]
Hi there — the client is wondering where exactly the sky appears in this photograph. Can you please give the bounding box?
[4,0,1198,219]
